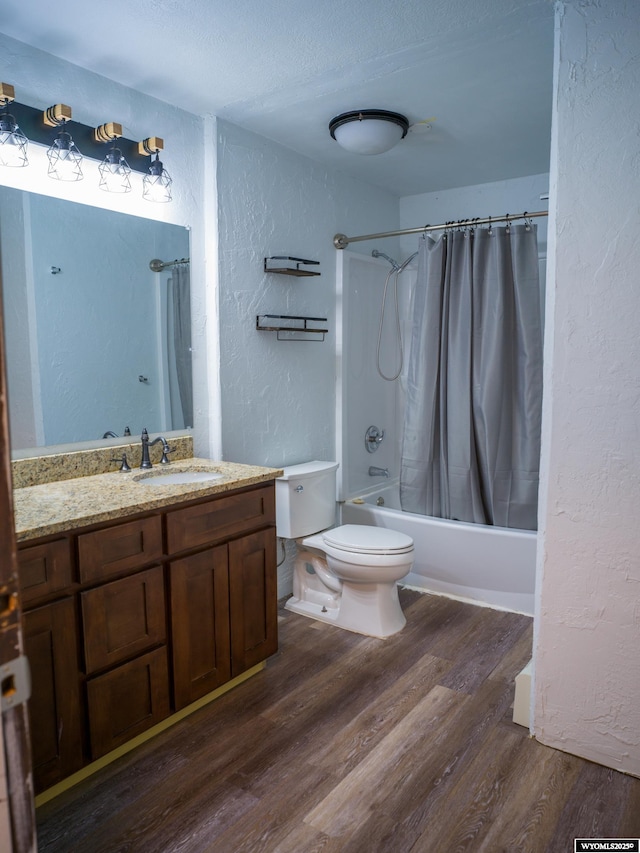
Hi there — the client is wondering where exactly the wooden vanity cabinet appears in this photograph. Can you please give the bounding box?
[17,481,278,793]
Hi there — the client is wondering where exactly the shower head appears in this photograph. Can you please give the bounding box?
[371,249,400,271]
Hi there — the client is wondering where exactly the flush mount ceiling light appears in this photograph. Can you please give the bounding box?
[44,103,83,182]
[329,109,409,155]
[95,122,132,193]
[0,83,28,167]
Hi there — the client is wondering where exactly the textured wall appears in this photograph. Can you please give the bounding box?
[216,119,399,469]
[533,0,640,775]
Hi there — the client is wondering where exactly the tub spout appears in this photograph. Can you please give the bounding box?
[369,466,389,478]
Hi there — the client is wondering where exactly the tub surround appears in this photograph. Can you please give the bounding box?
[11,433,195,489]
[14,456,282,542]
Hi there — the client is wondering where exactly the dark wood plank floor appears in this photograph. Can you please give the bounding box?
[36,589,640,852]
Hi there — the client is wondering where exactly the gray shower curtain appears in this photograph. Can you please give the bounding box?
[167,265,193,429]
[400,224,543,530]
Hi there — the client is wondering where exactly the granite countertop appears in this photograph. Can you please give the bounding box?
[14,458,283,543]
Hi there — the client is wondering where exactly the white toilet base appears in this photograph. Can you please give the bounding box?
[338,580,406,638]
[285,581,406,639]
[285,596,340,626]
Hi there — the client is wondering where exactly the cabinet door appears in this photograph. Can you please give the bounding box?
[229,527,278,677]
[81,566,166,674]
[170,547,231,710]
[18,538,72,606]
[23,598,84,793]
[86,647,170,760]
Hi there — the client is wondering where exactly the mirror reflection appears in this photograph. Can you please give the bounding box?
[0,187,192,451]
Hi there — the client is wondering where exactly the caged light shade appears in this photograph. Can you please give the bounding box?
[329,110,409,155]
[138,138,172,203]
[0,82,28,167]
[44,105,83,182]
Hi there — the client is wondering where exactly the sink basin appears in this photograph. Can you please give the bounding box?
[136,470,224,486]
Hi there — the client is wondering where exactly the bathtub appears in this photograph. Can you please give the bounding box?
[340,482,537,615]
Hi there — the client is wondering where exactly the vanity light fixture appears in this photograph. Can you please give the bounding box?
[139,137,172,203]
[329,109,409,155]
[0,88,175,198]
[0,83,28,167]
[44,104,83,182]
[95,122,132,193]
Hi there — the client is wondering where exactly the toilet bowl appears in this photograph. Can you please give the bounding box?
[287,528,413,637]
[276,462,414,638]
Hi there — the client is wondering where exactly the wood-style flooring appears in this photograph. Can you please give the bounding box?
[36,589,640,852]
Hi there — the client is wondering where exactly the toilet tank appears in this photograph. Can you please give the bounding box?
[275,461,339,539]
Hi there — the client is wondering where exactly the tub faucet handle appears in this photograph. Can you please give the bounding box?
[365,425,385,453]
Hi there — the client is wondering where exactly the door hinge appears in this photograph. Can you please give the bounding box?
[0,655,31,713]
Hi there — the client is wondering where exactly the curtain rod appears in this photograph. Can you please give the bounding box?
[149,257,190,272]
[333,209,548,249]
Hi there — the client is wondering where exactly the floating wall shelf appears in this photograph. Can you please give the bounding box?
[256,314,328,342]
[263,257,320,277]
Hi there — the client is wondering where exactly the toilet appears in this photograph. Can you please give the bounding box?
[276,461,414,638]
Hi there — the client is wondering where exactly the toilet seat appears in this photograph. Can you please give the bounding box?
[322,524,413,555]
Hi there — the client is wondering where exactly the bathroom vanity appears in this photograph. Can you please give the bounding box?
[13,457,281,796]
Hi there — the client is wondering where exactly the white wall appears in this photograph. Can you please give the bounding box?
[533,0,640,776]
[216,119,399,469]
[0,33,217,456]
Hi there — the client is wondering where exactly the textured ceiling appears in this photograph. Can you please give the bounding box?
[0,0,555,196]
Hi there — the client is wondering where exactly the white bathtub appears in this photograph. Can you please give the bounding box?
[340,482,537,615]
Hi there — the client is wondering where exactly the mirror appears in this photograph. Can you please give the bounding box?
[0,187,192,453]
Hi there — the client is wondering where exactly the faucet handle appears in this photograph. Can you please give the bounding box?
[160,445,173,464]
[111,453,131,472]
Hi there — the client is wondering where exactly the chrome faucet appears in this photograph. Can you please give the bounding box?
[369,466,389,478]
[150,436,173,464]
[140,428,173,468]
[103,426,131,439]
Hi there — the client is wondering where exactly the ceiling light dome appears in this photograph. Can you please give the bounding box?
[329,110,409,155]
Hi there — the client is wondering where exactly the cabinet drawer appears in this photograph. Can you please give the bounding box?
[18,539,72,605]
[86,647,170,760]
[77,515,163,584]
[166,485,275,554]
[81,566,166,674]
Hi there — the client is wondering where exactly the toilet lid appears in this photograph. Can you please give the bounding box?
[322,524,413,555]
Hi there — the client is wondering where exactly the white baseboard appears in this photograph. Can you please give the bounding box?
[513,659,532,728]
